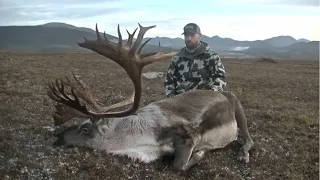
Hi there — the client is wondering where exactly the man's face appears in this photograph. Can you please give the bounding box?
[184,32,201,49]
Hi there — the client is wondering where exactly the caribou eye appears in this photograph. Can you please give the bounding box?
[81,127,89,134]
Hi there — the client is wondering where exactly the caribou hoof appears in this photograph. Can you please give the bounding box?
[237,151,250,163]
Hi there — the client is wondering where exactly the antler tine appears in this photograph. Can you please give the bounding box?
[52,103,89,126]
[140,41,177,66]
[77,23,120,66]
[117,24,122,47]
[68,72,135,113]
[137,38,153,55]
[47,78,94,122]
[140,52,159,59]
[136,39,161,59]
[125,28,138,48]
[95,23,103,41]
[47,73,136,126]
[47,74,137,122]
[129,23,156,56]
[102,92,135,112]
[157,41,161,52]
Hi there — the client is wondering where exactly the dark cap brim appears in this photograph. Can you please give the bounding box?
[181,30,197,35]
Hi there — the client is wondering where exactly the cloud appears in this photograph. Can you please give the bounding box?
[221,0,319,6]
[0,0,119,6]
[0,0,319,41]
[57,12,318,41]
[0,0,128,24]
[189,14,320,41]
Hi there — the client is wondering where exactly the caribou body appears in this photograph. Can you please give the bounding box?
[47,22,254,171]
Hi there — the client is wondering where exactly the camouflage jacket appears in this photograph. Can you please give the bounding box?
[164,41,227,98]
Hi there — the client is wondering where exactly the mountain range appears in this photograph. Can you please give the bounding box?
[0,22,318,60]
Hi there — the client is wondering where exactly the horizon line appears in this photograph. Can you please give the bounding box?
[1,21,318,42]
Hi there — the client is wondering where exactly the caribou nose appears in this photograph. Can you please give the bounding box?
[53,133,65,146]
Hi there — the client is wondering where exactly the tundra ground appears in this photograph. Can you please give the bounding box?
[0,52,318,180]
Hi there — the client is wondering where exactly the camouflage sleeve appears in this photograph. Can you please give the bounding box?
[164,56,178,98]
[206,53,227,91]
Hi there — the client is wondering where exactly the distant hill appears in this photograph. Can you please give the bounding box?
[0,22,318,60]
[263,36,298,47]
[142,36,318,60]
[238,41,319,60]
[0,23,177,54]
[139,34,318,60]
[41,22,100,35]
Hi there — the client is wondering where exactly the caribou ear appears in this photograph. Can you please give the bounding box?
[98,125,109,134]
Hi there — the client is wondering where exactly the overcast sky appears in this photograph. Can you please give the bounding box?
[0,0,319,41]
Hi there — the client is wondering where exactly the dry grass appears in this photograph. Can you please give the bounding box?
[0,52,319,180]
[258,57,278,64]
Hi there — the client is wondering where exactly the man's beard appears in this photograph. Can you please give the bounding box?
[186,42,196,49]
[185,41,200,51]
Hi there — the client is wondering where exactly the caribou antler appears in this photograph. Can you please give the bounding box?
[51,103,88,126]
[64,72,135,113]
[47,23,177,125]
[48,72,136,126]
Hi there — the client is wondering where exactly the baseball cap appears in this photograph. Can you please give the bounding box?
[182,23,201,35]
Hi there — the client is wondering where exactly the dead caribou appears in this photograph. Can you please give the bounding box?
[47,22,254,171]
